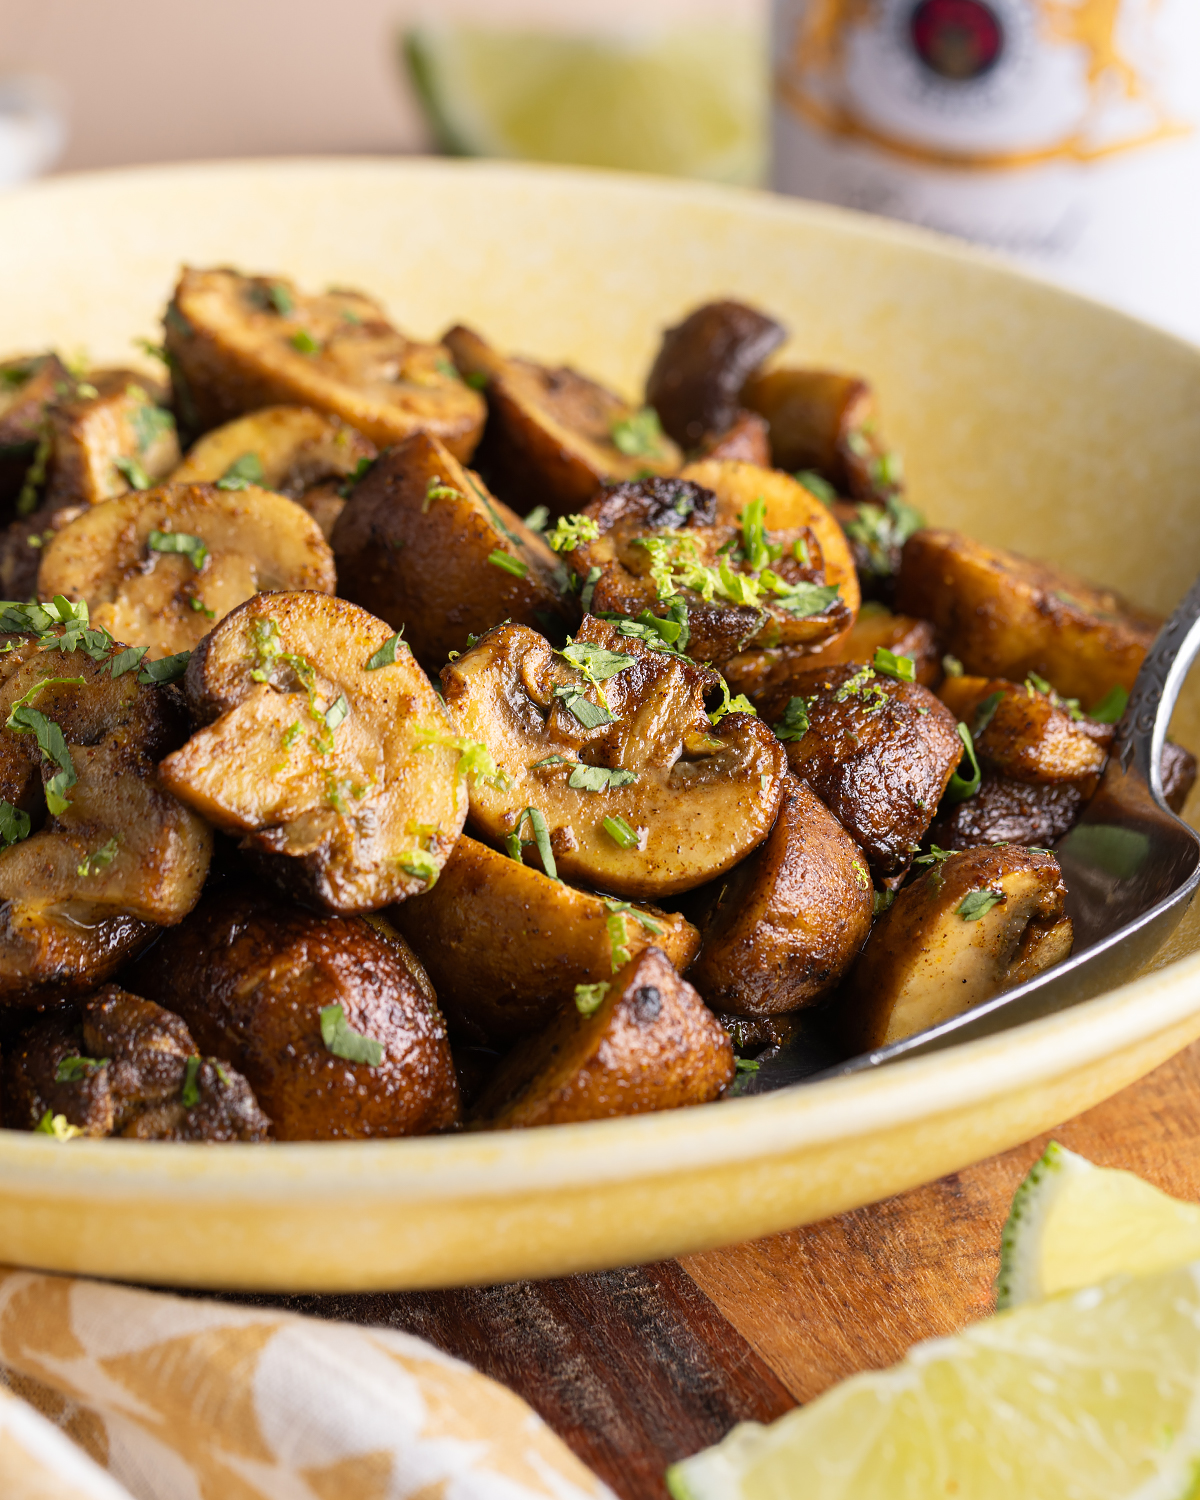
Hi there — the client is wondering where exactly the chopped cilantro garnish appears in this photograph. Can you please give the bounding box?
[972,689,1005,738]
[323,693,349,731]
[0,801,31,847]
[773,697,809,743]
[524,505,550,532]
[709,676,756,725]
[545,514,601,553]
[1090,684,1129,724]
[189,597,216,619]
[740,497,780,573]
[77,836,119,878]
[364,630,406,670]
[399,848,439,887]
[55,1055,108,1083]
[129,401,175,455]
[574,981,610,1016]
[423,477,460,512]
[602,814,640,850]
[603,897,661,970]
[958,888,1005,921]
[282,721,302,749]
[872,888,895,916]
[554,685,615,729]
[568,764,637,792]
[580,565,602,615]
[944,722,982,804]
[873,647,916,682]
[289,329,320,355]
[558,640,633,685]
[488,549,528,578]
[338,455,375,496]
[1026,671,1053,696]
[509,805,557,879]
[216,451,264,491]
[319,1003,384,1066]
[137,650,191,685]
[464,370,488,390]
[851,859,870,889]
[415,727,505,786]
[834,665,876,702]
[181,1054,202,1107]
[34,1110,82,1140]
[7,679,83,813]
[610,407,665,459]
[16,426,52,516]
[844,496,924,578]
[913,844,956,866]
[268,283,295,315]
[114,455,151,491]
[148,530,208,570]
[767,580,840,618]
[942,654,964,678]
[794,470,837,504]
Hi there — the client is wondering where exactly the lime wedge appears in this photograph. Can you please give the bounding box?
[667,1261,1200,1500]
[402,24,766,186]
[996,1141,1200,1311]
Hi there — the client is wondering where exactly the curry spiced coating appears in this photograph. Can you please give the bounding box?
[688,777,873,1016]
[165,268,485,458]
[2,986,270,1140]
[470,946,734,1129]
[390,833,699,1047]
[928,773,1088,851]
[135,889,460,1141]
[0,619,212,1005]
[756,662,963,879]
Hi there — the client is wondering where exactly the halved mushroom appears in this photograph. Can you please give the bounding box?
[756,662,963,879]
[728,602,941,701]
[688,777,872,1015]
[331,431,576,673]
[440,616,788,900]
[0,353,70,513]
[565,463,859,667]
[390,832,700,1045]
[136,888,460,1140]
[37,482,336,660]
[164,268,485,459]
[0,620,212,1004]
[43,369,180,509]
[740,367,899,502]
[897,529,1160,707]
[470,946,734,1129]
[2,985,271,1140]
[645,300,786,449]
[158,591,467,913]
[443,323,682,516]
[939,674,1111,789]
[840,846,1073,1051]
[169,404,377,539]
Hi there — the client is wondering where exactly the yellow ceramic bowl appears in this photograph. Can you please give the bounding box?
[1,158,1199,1292]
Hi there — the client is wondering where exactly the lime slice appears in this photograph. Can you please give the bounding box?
[403,24,766,186]
[667,1261,1200,1500]
[996,1141,1200,1311]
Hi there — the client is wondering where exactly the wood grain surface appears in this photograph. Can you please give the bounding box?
[247,1038,1200,1500]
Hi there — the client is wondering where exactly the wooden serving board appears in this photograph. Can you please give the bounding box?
[250,1038,1200,1500]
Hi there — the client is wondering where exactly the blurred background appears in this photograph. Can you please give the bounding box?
[1,0,1197,339]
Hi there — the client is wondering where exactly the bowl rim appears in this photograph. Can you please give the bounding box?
[1,154,1198,1203]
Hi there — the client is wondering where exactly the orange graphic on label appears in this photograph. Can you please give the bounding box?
[780,0,1190,169]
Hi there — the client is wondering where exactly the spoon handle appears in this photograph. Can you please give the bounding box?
[1114,571,1200,803]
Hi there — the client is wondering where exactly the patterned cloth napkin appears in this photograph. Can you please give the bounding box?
[0,1267,612,1500]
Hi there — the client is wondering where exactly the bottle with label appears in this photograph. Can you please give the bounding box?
[771,0,1200,341]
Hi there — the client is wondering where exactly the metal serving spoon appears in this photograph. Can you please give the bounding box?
[742,571,1200,1092]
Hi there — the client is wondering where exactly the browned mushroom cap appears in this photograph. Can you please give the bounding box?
[470,947,734,1128]
[169,404,377,540]
[897,529,1160,707]
[440,617,788,900]
[839,846,1073,1051]
[158,591,467,914]
[37,482,337,660]
[0,635,212,1005]
[330,431,577,673]
[1,986,271,1140]
[727,603,941,701]
[389,833,699,1046]
[688,777,873,1016]
[0,353,70,511]
[645,300,787,449]
[443,323,682,516]
[164,268,485,459]
[135,888,460,1140]
[43,369,181,509]
[928,771,1087,851]
[565,463,859,667]
[757,662,963,879]
[940,675,1112,788]
[740,367,898,502]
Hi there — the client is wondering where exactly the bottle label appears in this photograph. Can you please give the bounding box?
[772,0,1200,335]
